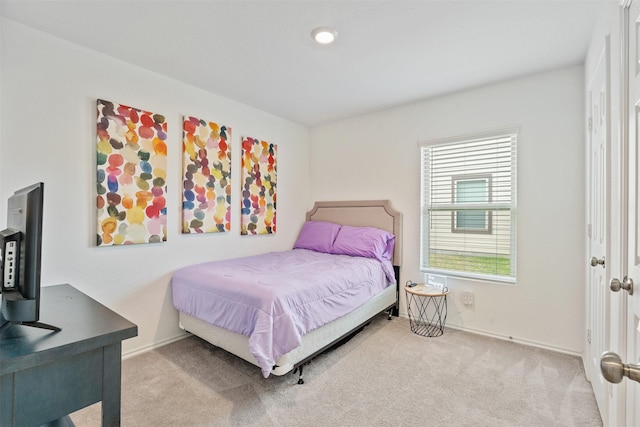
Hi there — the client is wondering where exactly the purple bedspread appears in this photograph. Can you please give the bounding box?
[171,249,394,377]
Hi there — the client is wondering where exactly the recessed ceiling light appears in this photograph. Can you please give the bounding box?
[311,27,337,45]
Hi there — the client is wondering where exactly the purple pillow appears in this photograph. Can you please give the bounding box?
[293,221,342,254]
[332,225,395,261]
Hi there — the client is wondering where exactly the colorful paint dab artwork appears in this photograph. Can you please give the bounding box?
[241,137,277,235]
[96,99,167,246]
[182,116,231,233]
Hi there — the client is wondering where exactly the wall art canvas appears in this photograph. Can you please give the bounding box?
[241,136,277,235]
[182,116,231,233]
[96,99,168,246]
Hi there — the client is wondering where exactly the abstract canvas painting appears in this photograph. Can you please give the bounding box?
[182,116,231,233]
[96,99,167,246]
[241,136,277,235]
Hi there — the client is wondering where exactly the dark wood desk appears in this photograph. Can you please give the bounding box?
[0,284,138,426]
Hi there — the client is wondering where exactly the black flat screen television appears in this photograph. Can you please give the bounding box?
[0,182,59,331]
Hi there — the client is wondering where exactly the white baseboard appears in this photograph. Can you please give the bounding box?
[122,332,189,360]
[444,324,581,357]
[397,313,581,357]
[126,317,581,362]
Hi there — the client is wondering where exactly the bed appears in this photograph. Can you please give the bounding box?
[171,200,402,383]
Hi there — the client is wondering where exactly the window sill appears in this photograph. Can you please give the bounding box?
[421,268,516,285]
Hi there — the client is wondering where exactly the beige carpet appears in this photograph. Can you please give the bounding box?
[71,314,602,426]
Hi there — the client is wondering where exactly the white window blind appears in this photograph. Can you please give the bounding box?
[420,130,517,281]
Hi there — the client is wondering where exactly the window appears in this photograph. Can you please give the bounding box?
[420,129,517,282]
[452,175,491,233]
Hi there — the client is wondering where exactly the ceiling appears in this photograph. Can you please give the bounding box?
[1,0,606,127]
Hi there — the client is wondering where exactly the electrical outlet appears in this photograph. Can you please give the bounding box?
[462,291,474,306]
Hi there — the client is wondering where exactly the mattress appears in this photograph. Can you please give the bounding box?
[172,248,393,377]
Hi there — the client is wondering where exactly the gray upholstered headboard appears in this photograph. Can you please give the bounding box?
[306,200,403,267]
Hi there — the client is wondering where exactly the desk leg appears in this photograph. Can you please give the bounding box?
[102,342,123,427]
[0,373,14,426]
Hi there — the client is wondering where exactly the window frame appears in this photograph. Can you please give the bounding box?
[419,128,518,284]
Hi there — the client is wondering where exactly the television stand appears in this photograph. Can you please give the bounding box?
[0,320,61,332]
[0,289,62,331]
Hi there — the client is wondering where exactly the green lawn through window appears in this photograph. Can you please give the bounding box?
[430,253,511,277]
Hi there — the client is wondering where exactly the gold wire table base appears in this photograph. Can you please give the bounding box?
[405,285,448,337]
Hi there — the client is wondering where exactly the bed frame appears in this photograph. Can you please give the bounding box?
[178,200,402,383]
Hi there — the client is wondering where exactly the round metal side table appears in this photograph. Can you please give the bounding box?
[405,284,449,337]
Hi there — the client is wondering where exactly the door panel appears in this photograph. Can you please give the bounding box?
[628,3,640,423]
[587,37,610,418]
[626,1,640,425]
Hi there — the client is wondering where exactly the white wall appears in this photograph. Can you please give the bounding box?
[310,66,586,354]
[0,19,311,355]
[0,17,587,357]
[0,15,3,195]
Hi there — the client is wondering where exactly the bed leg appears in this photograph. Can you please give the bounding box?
[294,365,305,384]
